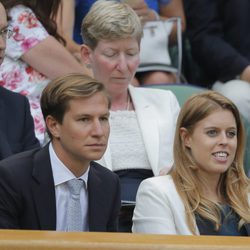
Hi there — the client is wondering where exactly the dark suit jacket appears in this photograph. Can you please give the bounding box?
[185,0,250,85]
[0,145,121,231]
[0,87,40,160]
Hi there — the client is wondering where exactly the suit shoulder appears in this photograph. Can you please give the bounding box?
[0,87,26,102]
[0,147,40,171]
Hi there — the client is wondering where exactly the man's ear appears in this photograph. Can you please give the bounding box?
[179,127,191,148]
[80,44,92,65]
[46,115,61,139]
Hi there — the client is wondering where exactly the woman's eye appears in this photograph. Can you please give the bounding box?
[227,131,236,138]
[127,50,138,56]
[104,52,116,57]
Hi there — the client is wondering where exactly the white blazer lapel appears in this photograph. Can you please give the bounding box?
[129,85,159,175]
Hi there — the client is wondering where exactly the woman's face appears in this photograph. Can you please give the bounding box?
[87,38,140,94]
[181,109,238,180]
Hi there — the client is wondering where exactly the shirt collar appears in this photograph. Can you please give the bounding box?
[49,143,89,188]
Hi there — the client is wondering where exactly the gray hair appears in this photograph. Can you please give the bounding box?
[81,0,143,49]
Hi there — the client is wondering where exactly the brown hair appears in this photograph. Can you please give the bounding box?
[1,0,65,43]
[171,90,250,234]
[41,73,111,138]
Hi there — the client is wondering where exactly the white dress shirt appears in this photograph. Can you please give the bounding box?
[49,143,89,231]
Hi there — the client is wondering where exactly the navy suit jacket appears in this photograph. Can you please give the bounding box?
[0,145,121,231]
[0,87,40,160]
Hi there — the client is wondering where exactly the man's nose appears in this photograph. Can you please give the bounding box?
[92,120,105,136]
[0,35,6,51]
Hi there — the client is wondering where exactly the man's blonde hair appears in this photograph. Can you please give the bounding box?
[41,73,110,138]
[81,0,143,49]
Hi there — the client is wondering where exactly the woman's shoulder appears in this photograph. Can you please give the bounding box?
[139,175,176,193]
[8,4,34,17]
[8,4,47,35]
[129,85,177,99]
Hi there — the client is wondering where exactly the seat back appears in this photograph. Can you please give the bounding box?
[143,83,205,106]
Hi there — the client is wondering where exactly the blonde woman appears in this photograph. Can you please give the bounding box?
[133,91,250,235]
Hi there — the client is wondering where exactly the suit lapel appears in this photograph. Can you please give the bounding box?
[88,162,105,231]
[0,98,12,159]
[129,85,159,175]
[31,145,56,230]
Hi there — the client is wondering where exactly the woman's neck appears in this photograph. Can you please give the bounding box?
[198,172,224,203]
[110,91,132,111]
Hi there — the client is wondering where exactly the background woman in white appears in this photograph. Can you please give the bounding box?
[80,0,180,231]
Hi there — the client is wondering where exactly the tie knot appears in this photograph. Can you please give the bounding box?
[67,179,83,196]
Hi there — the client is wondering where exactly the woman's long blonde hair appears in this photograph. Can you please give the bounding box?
[171,90,250,234]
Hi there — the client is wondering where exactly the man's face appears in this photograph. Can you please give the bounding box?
[49,92,110,171]
[0,3,7,65]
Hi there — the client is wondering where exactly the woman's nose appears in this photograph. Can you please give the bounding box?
[116,54,128,71]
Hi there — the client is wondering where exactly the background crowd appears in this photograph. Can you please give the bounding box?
[0,0,249,237]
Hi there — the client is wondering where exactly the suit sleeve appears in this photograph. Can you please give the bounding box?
[0,164,23,229]
[132,178,177,234]
[106,174,121,232]
[186,0,250,82]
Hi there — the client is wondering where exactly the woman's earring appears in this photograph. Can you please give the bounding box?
[86,63,91,69]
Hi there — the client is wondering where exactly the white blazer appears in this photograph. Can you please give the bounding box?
[132,175,199,235]
[97,85,180,176]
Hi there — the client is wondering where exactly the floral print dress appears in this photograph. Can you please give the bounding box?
[0,5,50,144]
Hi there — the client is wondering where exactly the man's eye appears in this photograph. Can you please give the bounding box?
[100,117,109,122]
[0,28,7,36]
[79,118,89,122]
[207,130,217,137]
[0,27,13,39]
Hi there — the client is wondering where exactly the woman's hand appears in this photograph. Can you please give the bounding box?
[125,0,158,22]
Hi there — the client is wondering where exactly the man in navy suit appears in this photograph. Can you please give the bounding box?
[0,2,39,160]
[0,73,121,231]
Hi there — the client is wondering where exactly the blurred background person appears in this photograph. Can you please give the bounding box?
[184,0,250,123]
[57,0,186,85]
[0,1,39,160]
[0,0,90,144]
[133,91,250,235]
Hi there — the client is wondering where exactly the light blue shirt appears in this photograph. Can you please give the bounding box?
[49,143,89,231]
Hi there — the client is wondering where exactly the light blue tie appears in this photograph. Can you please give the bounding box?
[66,179,84,231]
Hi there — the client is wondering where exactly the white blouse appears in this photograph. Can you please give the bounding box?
[109,110,151,172]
